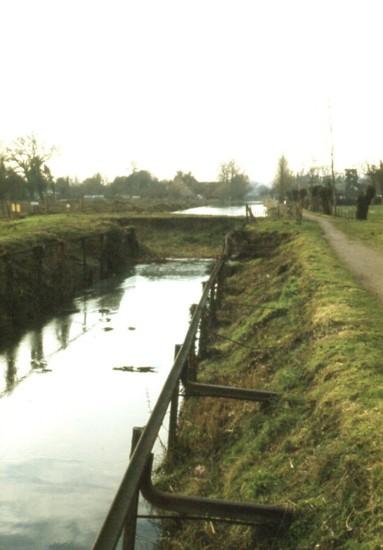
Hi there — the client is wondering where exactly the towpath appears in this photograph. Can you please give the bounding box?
[304,211,383,303]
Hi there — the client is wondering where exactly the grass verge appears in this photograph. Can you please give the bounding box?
[331,204,383,252]
[157,218,383,549]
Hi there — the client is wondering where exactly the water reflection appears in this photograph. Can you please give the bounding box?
[176,201,267,217]
[97,284,125,316]
[5,348,17,392]
[30,329,46,369]
[0,259,211,549]
[138,258,212,281]
[54,316,72,350]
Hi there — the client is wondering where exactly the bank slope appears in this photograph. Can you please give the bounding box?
[159,219,383,549]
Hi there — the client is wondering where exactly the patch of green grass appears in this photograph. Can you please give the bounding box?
[132,216,236,258]
[0,213,115,252]
[159,218,383,549]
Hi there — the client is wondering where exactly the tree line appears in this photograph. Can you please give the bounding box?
[0,136,252,203]
[272,155,383,220]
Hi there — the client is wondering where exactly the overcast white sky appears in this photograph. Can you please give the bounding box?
[1,0,383,183]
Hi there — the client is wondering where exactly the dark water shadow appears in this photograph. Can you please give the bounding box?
[5,347,17,392]
[0,265,135,395]
[0,265,136,355]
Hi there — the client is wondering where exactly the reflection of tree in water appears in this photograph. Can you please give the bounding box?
[97,284,125,316]
[82,296,88,332]
[30,328,46,368]
[55,315,72,349]
[5,347,17,391]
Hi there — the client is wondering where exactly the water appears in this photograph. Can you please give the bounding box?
[176,201,267,217]
[0,259,212,550]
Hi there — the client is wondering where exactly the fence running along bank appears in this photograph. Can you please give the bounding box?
[92,248,293,550]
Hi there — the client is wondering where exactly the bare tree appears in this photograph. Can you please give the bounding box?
[273,156,293,203]
[7,135,55,200]
[218,160,250,201]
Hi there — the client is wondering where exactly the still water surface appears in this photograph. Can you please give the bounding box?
[0,260,211,549]
[176,201,267,217]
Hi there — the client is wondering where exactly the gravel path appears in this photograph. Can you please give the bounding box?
[304,212,383,303]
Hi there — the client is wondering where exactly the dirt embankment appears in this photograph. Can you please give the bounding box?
[0,224,139,343]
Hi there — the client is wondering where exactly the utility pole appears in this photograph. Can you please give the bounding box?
[328,101,336,214]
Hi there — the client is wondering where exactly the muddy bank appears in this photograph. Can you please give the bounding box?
[0,225,138,343]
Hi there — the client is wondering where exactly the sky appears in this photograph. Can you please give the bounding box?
[1,0,383,184]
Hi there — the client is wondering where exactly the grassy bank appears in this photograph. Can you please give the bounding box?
[0,212,237,257]
[128,215,238,258]
[158,219,383,549]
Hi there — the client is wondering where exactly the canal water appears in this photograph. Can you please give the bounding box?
[176,201,267,217]
[0,259,212,550]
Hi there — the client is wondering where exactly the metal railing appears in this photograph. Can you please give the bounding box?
[92,257,225,549]
[92,253,291,549]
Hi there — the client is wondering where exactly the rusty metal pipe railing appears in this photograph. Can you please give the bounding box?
[92,256,225,550]
[184,381,279,402]
[141,453,293,525]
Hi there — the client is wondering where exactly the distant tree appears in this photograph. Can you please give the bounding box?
[110,176,130,196]
[80,173,106,195]
[344,168,359,202]
[170,171,197,198]
[273,156,293,203]
[110,170,161,198]
[55,176,74,198]
[0,156,7,200]
[254,183,271,199]
[0,154,27,203]
[319,176,334,215]
[218,160,250,201]
[367,162,383,196]
[356,184,375,220]
[7,135,55,200]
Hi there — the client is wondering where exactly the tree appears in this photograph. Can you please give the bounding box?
[273,156,293,203]
[0,155,7,200]
[80,173,106,195]
[356,184,375,220]
[253,183,271,199]
[170,171,197,198]
[319,176,334,215]
[55,176,73,198]
[110,170,169,198]
[0,153,27,203]
[218,160,250,201]
[344,168,359,202]
[367,162,383,196]
[7,135,55,200]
